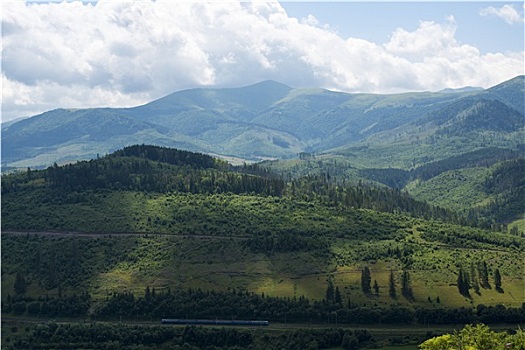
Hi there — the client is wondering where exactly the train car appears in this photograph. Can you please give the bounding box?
[161,319,269,326]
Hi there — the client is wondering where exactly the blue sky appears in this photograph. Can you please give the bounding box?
[2,1,524,122]
[281,2,524,54]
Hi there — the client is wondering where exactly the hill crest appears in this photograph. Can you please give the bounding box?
[2,76,523,169]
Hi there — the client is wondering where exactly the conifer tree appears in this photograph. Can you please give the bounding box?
[478,261,491,289]
[457,266,471,297]
[494,269,503,292]
[373,280,379,295]
[335,286,342,304]
[325,280,335,302]
[361,267,371,294]
[470,263,480,294]
[401,270,413,300]
[389,270,396,298]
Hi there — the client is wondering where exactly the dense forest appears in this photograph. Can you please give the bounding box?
[2,145,524,350]
[2,321,378,350]
[1,145,285,197]
[266,149,524,230]
[2,144,509,230]
[4,287,524,326]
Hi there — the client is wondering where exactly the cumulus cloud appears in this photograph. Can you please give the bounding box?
[480,4,523,24]
[2,1,524,122]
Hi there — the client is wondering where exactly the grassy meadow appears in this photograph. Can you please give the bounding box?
[3,221,523,310]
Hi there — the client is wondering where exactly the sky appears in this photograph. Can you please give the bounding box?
[1,1,524,122]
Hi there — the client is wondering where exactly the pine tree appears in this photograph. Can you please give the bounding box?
[478,261,491,289]
[401,270,413,300]
[335,286,342,304]
[388,270,396,298]
[457,266,471,297]
[470,263,480,294]
[361,267,371,294]
[373,280,379,295]
[494,268,503,292]
[457,268,465,295]
[325,280,335,302]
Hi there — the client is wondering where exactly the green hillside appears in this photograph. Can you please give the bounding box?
[3,76,523,169]
[2,146,524,327]
[406,158,525,224]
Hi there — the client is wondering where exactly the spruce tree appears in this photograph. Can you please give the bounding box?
[478,261,491,289]
[457,266,471,297]
[335,286,342,304]
[361,267,371,294]
[373,280,379,295]
[470,263,480,294]
[325,280,335,302]
[401,270,413,300]
[388,270,396,298]
[494,268,503,292]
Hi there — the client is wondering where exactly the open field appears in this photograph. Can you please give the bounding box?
[2,230,523,309]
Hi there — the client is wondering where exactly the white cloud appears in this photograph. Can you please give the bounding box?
[480,4,523,25]
[2,1,524,122]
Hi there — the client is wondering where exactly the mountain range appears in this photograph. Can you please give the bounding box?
[2,77,525,343]
[2,76,524,169]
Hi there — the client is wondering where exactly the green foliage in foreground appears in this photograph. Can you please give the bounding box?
[3,320,525,350]
[420,323,525,350]
[2,322,375,350]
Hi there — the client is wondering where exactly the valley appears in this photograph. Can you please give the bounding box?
[2,147,524,339]
[2,76,524,349]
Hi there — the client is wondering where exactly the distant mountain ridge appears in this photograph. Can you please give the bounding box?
[2,76,524,169]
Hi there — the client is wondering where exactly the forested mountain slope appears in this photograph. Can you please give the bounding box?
[2,146,524,320]
[3,76,523,169]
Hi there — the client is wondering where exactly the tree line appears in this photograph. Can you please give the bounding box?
[457,264,503,298]
[0,144,493,230]
[2,145,522,232]
[2,322,375,350]
[287,173,470,228]
[6,287,523,326]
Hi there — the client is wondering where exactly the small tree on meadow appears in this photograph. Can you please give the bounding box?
[401,270,413,300]
[494,268,503,292]
[361,267,371,295]
[373,280,379,295]
[388,269,396,298]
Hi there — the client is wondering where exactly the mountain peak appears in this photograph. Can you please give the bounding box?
[246,80,292,90]
[488,75,524,91]
[3,75,523,169]
[439,86,483,94]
